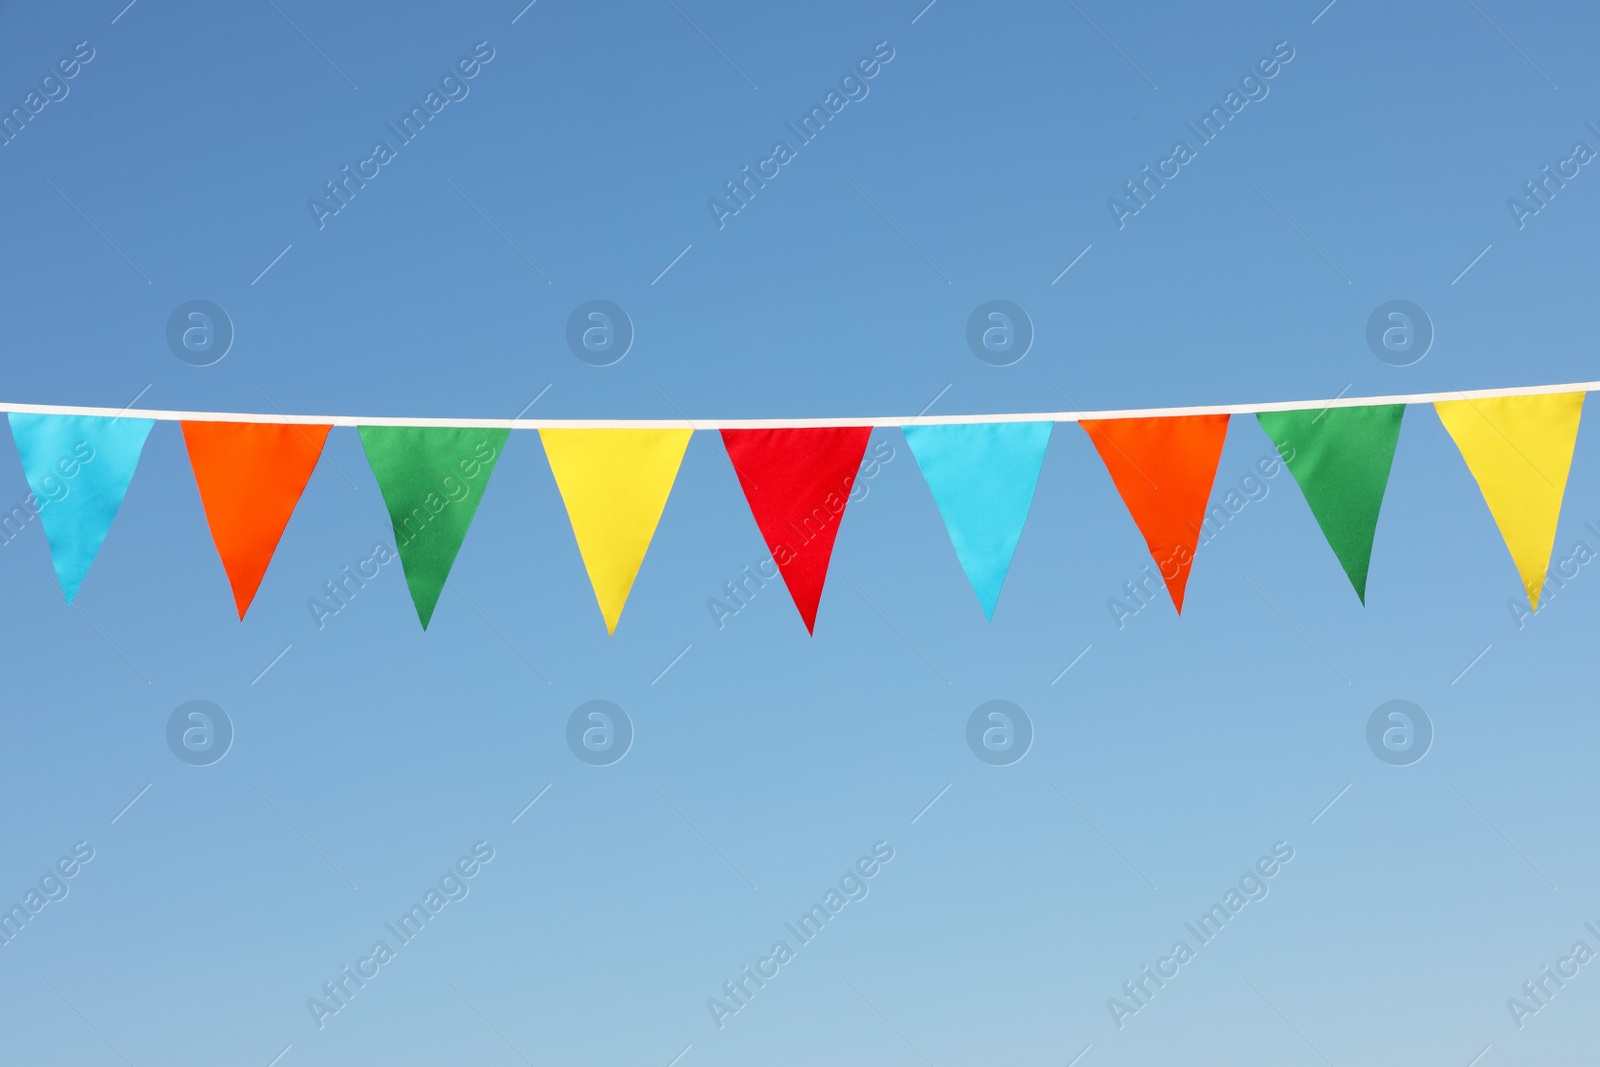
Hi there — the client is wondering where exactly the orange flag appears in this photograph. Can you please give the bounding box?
[181,421,331,617]
[1080,414,1230,613]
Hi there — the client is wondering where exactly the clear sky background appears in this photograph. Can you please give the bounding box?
[1,1,1597,1065]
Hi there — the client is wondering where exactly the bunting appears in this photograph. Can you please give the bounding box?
[540,428,691,634]
[358,426,509,628]
[8,413,154,602]
[903,422,1052,619]
[182,421,331,617]
[1080,414,1230,614]
[1,382,1594,631]
[1435,392,1585,608]
[1256,405,1405,603]
[720,427,872,633]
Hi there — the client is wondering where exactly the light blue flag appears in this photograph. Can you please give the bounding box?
[902,422,1052,619]
[8,413,155,602]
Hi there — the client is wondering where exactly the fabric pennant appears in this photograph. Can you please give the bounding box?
[181,421,331,618]
[720,427,872,633]
[1256,405,1405,603]
[1435,392,1585,609]
[8,413,155,602]
[358,426,509,628]
[902,422,1052,619]
[540,428,691,635]
[1080,414,1230,614]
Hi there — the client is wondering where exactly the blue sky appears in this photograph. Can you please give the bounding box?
[1,1,1598,1064]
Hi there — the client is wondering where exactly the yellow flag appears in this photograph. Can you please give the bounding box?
[540,428,692,634]
[1435,392,1585,609]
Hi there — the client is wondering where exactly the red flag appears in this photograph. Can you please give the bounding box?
[1080,414,1230,613]
[720,427,872,633]
[182,421,331,617]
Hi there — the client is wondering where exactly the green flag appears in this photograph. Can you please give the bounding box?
[1256,405,1405,603]
[358,426,510,627]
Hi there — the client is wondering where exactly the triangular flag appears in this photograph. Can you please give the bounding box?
[1080,414,1230,613]
[720,427,872,633]
[539,428,691,635]
[8,413,155,602]
[1435,392,1585,608]
[1256,405,1405,603]
[902,422,1052,619]
[358,426,509,628]
[181,421,331,618]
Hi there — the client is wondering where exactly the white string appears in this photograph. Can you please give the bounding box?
[2,379,1595,429]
